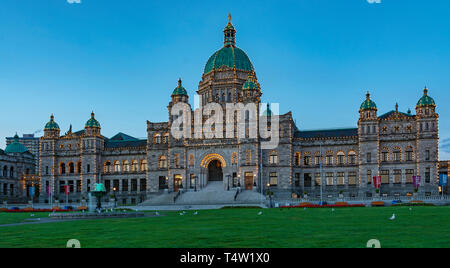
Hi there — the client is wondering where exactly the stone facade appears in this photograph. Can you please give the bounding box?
[37,17,442,205]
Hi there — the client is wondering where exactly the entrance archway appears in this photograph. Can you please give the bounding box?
[208,160,223,181]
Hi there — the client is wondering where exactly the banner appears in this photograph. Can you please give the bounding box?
[440,173,448,187]
[413,176,421,189]
[64,185,70,195]
[29,186,35,197]
[372,176,381,189]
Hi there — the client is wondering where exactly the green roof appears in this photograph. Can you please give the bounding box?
[172,79,188,96]
[85,112,101,128]
[417,88,435,107]
[45,115,60,130]
[204,46,253,74]
[242,75,258,90]
[360,92,377,110]
[5,134,28,154]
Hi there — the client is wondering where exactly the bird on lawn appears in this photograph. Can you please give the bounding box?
[332,208,335,212]
[194,211,198,215]
[390,214,396,220]
[30,214,34,217]
[258,211,263,215]
[155,211,160,216]
[409,207,413,211]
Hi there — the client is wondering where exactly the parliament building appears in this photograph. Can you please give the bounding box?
[38,17,440,205]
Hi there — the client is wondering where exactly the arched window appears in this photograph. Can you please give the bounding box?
[60,163,66,175]
[77,162,82,174]
[325,152,334,166]
[337,152,345,165]
[188,154,195,167]
[104,161,111,173]
[269,151,278,165]
[3,166,8,177]
[159,156,167,169]
[114,161,121,172]
[140,159,148,171]
[405,147,414,161]
[304,153,312,166]
[294,152,301,166]
[9,167,14,178]
[154,134,161,144]
[123,160,130,172]
[131,160,139,172]
[393,148,402,162]
[348,151,357,165]
[68,162,75,174]
[163,133,169,144]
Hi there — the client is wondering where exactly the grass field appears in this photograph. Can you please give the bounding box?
[0,206,449,248]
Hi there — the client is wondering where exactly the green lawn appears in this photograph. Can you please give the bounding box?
[0,206,449,248]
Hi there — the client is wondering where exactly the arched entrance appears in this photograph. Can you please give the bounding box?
[208,160,223,181]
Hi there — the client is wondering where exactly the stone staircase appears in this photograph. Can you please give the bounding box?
[139,182,266,206]
[138,192,178,206]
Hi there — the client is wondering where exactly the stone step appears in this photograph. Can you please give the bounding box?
[138,192,177,206]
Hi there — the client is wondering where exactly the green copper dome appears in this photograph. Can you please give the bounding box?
[417,88,435,107]
[360,92,377,110]
[172,78,188,96]
[204,46,254,74]
[204,15,254,74]
[45,114,60,130]
[5,134,28,154]
[85,112,101,128]
[242,75,258,90]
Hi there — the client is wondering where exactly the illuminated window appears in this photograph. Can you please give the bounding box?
[269,172,278,186]
[394,169,401,184]
[337,152,345,165]
[326,173,334,186]
[269,151,278,165]
[159,156,167,169]
[188,154,195,167]
[114,161,121,172]
[154,134,161,144]
[348,152,357,165]
[174,154,180,168]
[131,160,139,172]
[337,172,345,185]
[295,152,301,166]
[348,172,357,186]
[406,170,414,184]
[381,170,389,184]
[304,155,312,166]
[104,161,112,173]
[123,160,130,172]
[140,159,148,171]
[246,150,252,165]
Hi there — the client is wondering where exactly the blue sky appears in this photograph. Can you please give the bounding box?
[0,0,449,158]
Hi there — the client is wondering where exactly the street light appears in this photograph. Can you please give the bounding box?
[113,187,117,208]
[227,175,231,191]
[266,183,272,208]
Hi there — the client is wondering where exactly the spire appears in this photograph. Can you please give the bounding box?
[91,111,95,118]
[366,91,371,100]
[424,86,428,96]
[395,103,399,112]
[224,13,236,47]
[178,78,182,87]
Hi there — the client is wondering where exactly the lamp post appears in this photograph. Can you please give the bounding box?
[194,175,198,192]
[113,187,117,208]
[267,183,272,208]
[227,175,231,191]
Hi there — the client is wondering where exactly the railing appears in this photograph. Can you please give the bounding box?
[173,191,182,203]
[274,194,450,205]
[234,188,241,201]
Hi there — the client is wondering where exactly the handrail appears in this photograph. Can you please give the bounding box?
[173,191,182,203]
[234,188,240,201]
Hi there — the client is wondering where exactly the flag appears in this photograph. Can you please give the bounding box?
[373,176,381,189]
[64,185,70,195]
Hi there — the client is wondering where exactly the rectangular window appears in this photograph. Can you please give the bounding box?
[348,172,357,186]
[294,173,300,187]
[326,155,333,166]
[131,179,138,192]
[304,173,312,187]
[406,151,413,161]
[393,151,401,162]
[367,153,371,163]
[104,180,111,192]
[326,172,334,186]
[140,179,147,191]
[315,156,321,166]
[425,150,430,161]
[174,154,180,168]
[113,180,120,192]
[406,170,414,184]
[190,174,195,189]
[367,170,372,185]
[382,152,388,162]
[394,169,401,184]
[122,179,129,192]
[337,172,345,185]
[59,181,65,193]
[425,168,431,183]
[381,170,389,184]
[159,176,168,190]
[269,172,278,186]
[314,173,321,186]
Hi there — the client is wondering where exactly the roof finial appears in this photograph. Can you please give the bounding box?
[228,13,232,23]
[91,111,95,118]
[424,86,428,96]
[178,78,182,87]
[395,102,399,112]
[50,114,54,120]
[366,91,371,100]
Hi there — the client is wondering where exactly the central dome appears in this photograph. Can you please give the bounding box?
[204,46,254,74]
[203,14,254,74]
